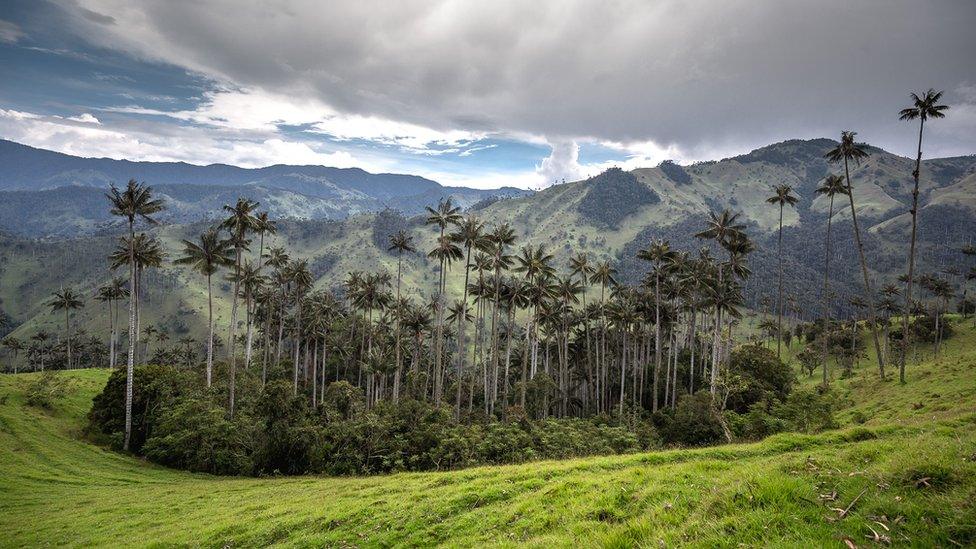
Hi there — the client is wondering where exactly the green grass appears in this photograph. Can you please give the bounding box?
[2,325,976,547]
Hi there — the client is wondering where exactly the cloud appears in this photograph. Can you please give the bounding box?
[0,19,25,43]
[66,113,101,124]
[0,108,377,170]
[109,87,487,155]
[537,140,583,188]
[64,0,976,162]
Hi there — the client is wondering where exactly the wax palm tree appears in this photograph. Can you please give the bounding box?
[695,209,745,395]
[637,239,675,412]
[449,214,485,415]
[486,223,516,411]
[220,198,259,394]
[388,229,416,401]
[427,236,464,402]
[31,331,51,371]
[106,180,164,451]
[109,233,165,365]
[815,174,848,384]
[287,259,313,396]
[765,184,799,360]
[238,260,266,370]
[173,228,234,390]
[96,277,128,369]
[897,89,949,382]
[3,336,25,374]
[824,132,885,378]
[425,198,462,402]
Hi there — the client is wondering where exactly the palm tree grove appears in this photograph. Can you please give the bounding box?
[1,2,974,546]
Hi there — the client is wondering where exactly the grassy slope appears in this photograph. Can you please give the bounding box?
[2,326,976,547]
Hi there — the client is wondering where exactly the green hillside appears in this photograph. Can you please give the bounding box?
[2,138,974,352]
[2,325,975,547]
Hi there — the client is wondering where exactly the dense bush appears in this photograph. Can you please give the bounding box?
[89,364,656,476]
[655,392,726,446]
[723,344,793,413]
[88,364,191,452]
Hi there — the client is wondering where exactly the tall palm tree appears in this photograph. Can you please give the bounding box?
[106,180,164,451]
[427,234,463,409]
[897,89,949,383]
[2,337,25,374]
[449,214,485,415]
[220,198,259,397]
[388,229,416,402]
[173,228,234,390]
[569,251,594,411]
[765,184,799,360]
[96,277,128,369]
[695,209,745,395]
[238,260,267,370]
[590,260,616,412]
[51,288,85,369]
[486,223,516,412]
[824,132,885,379]
[637,239,675,412]
[287,259,313,396]
[815,174,848,385]
[425,198,462,403]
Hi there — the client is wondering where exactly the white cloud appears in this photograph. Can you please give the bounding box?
[66,113,101,124]
[537,140,583,188]
[0,108,377,170]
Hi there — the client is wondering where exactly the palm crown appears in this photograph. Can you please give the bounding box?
[898,89,948,122]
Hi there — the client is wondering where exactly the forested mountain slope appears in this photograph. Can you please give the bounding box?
[0,139,526,236]
[1,138,974,343]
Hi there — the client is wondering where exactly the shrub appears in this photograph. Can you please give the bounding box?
[142,396,256,475]
[25,371,70,409]
[724,344,793,413]
[656,392,725,446]
[87,364,189,452]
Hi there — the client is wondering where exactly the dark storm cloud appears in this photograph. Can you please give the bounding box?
[54,0,976,158]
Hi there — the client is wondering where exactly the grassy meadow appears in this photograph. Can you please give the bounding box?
[1,322,975,547]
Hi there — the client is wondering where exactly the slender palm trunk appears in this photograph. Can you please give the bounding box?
[776,203,784,360]
[206,273,214,387]
[821,195,835,386]
[653,269,662,412]
[64,309,71,369]
[394,253,404,403]
[123,220,136,452]
[844,157,885,378]
[900,117,925,383]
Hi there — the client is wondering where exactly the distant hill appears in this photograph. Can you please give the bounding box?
[0,139,527,236]
[1,138,974,341]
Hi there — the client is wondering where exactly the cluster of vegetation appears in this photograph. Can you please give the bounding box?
[577,167,660,228]
[657,160,692,185]
[87,342,819,475]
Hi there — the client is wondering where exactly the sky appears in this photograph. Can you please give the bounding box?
[0,0,974,190]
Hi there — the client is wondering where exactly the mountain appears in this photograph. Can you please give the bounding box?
[1,138,975,343]
[0,139,527,236]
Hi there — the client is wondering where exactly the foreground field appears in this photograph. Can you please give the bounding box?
[2,327,976,547]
